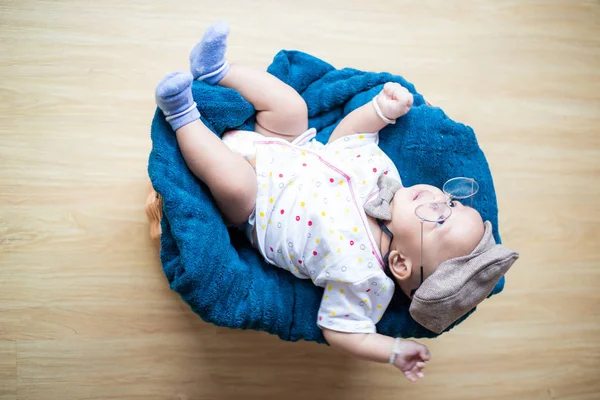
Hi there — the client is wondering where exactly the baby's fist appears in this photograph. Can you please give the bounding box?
[393,339,431,383]
[376,82,413,121]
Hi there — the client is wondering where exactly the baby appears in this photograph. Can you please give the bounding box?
[154,22,519,382]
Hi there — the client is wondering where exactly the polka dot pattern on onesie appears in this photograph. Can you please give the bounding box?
[249,129,401,334]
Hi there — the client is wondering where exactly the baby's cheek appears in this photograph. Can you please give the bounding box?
[392,201,417,233]
[392,211,422,252]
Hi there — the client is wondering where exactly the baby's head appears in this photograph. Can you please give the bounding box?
[369,178,519,333]
[384,184,485,298]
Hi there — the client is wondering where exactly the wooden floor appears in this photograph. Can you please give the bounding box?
[1,1,599,399]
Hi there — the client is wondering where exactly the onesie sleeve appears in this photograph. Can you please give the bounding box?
[326,132,379,151]
[316,271,395,334]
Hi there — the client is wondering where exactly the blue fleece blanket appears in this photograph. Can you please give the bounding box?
[148,50,504,343]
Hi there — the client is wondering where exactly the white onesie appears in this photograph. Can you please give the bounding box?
[223,128,401,334]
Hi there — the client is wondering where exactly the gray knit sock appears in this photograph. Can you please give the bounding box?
[155,71,200,131]
[189,21,231,84]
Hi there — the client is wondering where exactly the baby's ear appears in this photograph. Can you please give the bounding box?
[388,251,413,281]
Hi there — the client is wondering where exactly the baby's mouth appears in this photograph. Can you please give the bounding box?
[413,189,436,202]
[413,190,426,201]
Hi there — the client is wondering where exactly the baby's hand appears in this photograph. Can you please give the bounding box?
[393,339,431,382]
[376,82,414,120]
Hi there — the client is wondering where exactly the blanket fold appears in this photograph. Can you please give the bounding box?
[148,50,503,343]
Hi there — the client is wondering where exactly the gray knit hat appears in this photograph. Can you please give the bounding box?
[409,221,519,334]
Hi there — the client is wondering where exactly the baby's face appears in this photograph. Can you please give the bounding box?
[388,184,485,297]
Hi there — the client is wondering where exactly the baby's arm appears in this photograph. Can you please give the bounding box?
[323,328,430,382]
[328,82,413,144]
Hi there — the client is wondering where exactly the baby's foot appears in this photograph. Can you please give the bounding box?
[155,71,200,131]
[189,21,231,84]
[375,82,414,122]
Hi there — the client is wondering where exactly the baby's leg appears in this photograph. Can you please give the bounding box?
[220,65,308,139]
[155,72,256,225]
[190,22,308,140]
